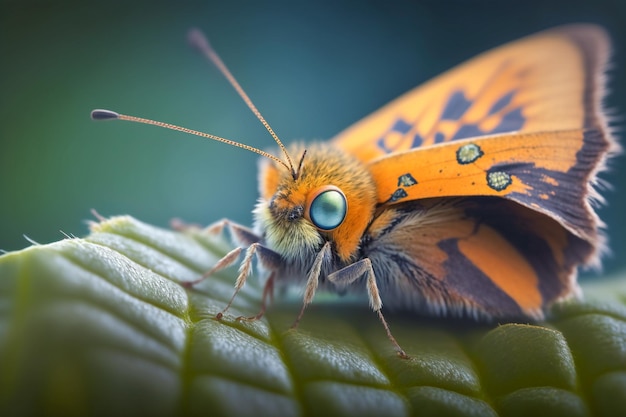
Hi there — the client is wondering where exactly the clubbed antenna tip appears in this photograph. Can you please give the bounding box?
[187,28,211,53]
[91,109,120,121]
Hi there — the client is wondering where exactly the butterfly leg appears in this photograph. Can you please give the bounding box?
[181,218,263,288]
[172,217,262,246]
[235,271,275,322]
[170,217,205,232]
[218,243,282,320]
[212,242,260,319]
[291,242,332,329]
[181,246,243,288]
[176,217,278,320]
[328,258,408,359]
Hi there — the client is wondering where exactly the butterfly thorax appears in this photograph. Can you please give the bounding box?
[253,142,377,265]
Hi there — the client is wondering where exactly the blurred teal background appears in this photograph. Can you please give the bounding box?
[1,1,625,277]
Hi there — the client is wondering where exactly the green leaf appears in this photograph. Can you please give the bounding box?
[1,215,625,417]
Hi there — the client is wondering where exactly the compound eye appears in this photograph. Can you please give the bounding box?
[306,186,347,231]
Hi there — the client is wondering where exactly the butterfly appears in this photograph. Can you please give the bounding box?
[92,24,617,358]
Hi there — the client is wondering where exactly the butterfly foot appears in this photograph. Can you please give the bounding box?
[181,280,198,289]
[289,316,303,331]
[235,313,263,322]
[170,217,202,232]
[396,349,410,360]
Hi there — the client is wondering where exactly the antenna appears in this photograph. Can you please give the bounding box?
[188,28,297,179]
[91,28,301,179]
[90,109,292,171]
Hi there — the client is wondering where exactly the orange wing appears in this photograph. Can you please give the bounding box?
[333,25,615,244]
[332,25,610,161]
[364,198,590,319]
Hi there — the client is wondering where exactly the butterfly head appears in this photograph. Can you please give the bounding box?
[254,142,377,262]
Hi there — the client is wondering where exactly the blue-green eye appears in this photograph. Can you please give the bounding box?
[307,186,347,231]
